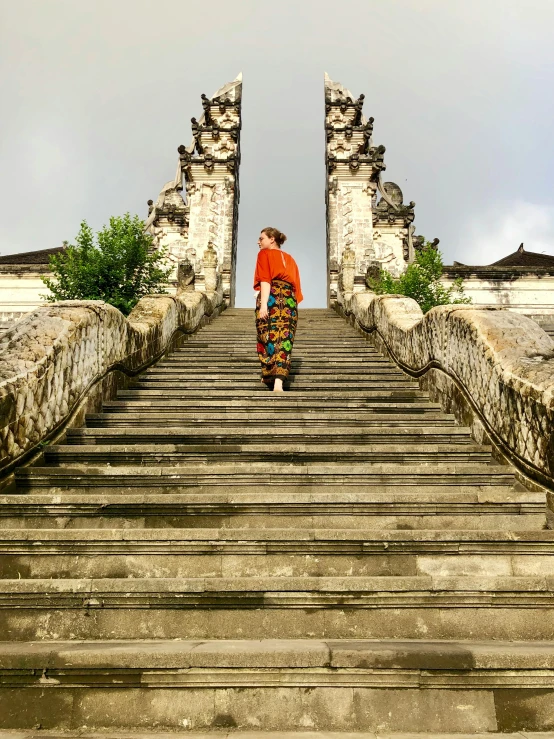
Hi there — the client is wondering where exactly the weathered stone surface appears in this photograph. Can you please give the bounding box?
[147,74,242,305]
[325,74,417,303]
[338,292,554,489]
[2,308,554,732]
[0,289,222,475]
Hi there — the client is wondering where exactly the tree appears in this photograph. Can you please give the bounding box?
[367,240,472,314]
[41,214,171,316]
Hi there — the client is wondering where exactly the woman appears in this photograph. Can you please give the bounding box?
[253,227,303,392]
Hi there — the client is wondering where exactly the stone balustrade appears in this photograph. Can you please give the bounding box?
[0,288,222,477]
[337,291,554,491]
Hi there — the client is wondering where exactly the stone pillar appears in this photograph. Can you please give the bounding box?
[181,75,242,306]
[324,73,418,305]
[146,73,242,306]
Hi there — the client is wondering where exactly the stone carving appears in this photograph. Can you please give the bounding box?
[176,260,195,294]
[190,118,204,154]
[201,93,212,125]
[338,246,356,293]
[359,118,375,154]
[348,153,360,171]
[203,243,219,293]
[353,93,365,126]
[342,188,354,247]
[373,239,404,277]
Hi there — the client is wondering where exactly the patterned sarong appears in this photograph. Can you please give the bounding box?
[255,279,298,384]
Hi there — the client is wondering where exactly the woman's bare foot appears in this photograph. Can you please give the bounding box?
[273,378,284,392]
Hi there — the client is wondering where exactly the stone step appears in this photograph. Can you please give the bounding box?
[129,380,418,390]
[4,735,550,739]
[148,369,399,377]
[87,411,459,427]
[0,528,552,579]
[191,345,371,350]
[102,399,444,411]
[143,368,405,378]
[179,336,366,342]
[172,352,381,359]
[15,463,518,490]
[162,356,389,364]
[117,389,428,399]
[173,345,379,352]
[0,489,544,530]
[67,426,473,445]
[43,443,492,466]
[0,639,552,731]
[3,576,554,640]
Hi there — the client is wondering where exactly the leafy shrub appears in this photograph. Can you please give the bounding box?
[367,240,472,314]
[41,214,171,316]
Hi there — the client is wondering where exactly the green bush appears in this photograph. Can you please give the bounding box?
[367,240,472,314]
[41,214,171,316]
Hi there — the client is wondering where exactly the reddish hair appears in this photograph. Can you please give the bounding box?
[261,227,287,247]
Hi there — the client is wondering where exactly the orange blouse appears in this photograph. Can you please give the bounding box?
[253,249,303,304]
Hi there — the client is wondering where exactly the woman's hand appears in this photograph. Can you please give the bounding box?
[258,282,271,320]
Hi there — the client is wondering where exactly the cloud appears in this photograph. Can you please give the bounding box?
[460,202,554,265]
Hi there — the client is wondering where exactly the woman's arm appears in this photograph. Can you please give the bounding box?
[259,281,271,319]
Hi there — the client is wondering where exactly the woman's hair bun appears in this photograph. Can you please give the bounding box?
[262,226,287,246]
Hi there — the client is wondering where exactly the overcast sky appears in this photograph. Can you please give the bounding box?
[1,0,553,307]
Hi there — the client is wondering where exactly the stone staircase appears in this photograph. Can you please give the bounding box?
[0,308,553,733]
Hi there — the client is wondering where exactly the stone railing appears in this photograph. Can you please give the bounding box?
[336,291,554,491]
[0,288,223,478]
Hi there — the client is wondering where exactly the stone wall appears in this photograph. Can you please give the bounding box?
[0,266,52,324]
[441,266,554,317]
[0,288,222,478]
[336,291,554,491]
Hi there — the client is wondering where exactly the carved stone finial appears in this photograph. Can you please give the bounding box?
[339,246,356,293]
[365,262,381,288]
[348,153,360,172]
[201,93,212,125]
[359,117,374,154]
[353,93,365,126]
[177,145,191,169]
[327,154,337,173]
[383,182,404,206]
